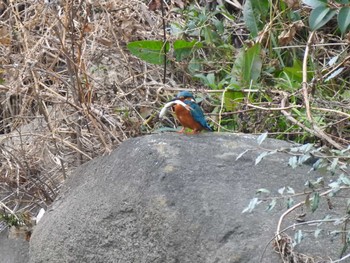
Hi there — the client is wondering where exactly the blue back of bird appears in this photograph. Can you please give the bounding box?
[183,100,212,131]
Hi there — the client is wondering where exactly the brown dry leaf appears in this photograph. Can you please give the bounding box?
[97,38,113,47]
[0,26,11,46]
[148,0,161,11]
[120,19,136,41]
[84,23,94,33]
[278,21,304,46]
[139,106,153,119]
[284,0,300,9]
[174,0,186,8]
[278,27,296,46]
[293,20,304,30]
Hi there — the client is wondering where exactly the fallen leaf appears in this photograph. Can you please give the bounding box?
[148,0,161,11]
[278,26,296,46]
[0,26,11,46]
[284,0,300,9]
[278,21,304,46]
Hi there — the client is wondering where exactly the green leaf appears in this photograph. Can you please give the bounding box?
[236,149,250,160]
[173,40,200,61]
[224,90,244,111]
[311,192,320,212]
[305,194,310,208]
[287,186,296,195]
[338,7,350,34]
[206,73,216,87]
[188,58,202,74]
[340,174,350,186]
[203,27,219,45]
[194,73,217,89]
[327,158,339,174]
[242,197,261,213]
[328,55,339,66]
[243,43,262,84]
[127,40,169,65]
[257,132,268,145]
[282,59,310,87]
[298,154,311,165]
[266,199,277,211]
[314,228,322,238]
[289,156,298,168]
[302,0,327,8]
[341,90,350,100]
[287,197,294,208]
[243,0,259,37]
[212,18,225,34]
[335,0,350,4]
[329,181,341,193]
[256,188,271,194]
[278,187,286,195]
[255,151,269,165]
[325,67,344,82]
[294,229,303,245]
[309,6,337,31]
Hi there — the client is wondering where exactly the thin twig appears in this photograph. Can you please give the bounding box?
[160,0,167,84]
[301,32,343,150]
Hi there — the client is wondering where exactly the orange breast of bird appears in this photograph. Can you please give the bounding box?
[173,104,203,131]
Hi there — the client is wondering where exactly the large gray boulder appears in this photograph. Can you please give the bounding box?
[0,228,29,263]
[29,133,343,263]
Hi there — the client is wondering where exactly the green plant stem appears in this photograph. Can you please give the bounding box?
[275,186,349,242]
[218,88,227,132]
[260,218,340,263]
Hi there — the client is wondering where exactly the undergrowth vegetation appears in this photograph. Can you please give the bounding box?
[0,0,350,261]
[133,0,350,147]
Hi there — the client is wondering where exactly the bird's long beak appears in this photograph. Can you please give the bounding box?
[159,100,192,118]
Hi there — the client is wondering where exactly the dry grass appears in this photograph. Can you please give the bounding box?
[0,0,178,228]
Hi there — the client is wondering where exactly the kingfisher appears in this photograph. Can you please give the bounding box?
[159,91,212,134]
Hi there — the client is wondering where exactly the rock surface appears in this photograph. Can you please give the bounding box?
[0,228,29,263]
[29,133,344,263]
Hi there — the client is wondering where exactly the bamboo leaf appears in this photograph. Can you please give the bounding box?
[309,6,337,31]
[278,187,286,195]
[314,228,322,238]
[340,174,350,186]
[266,199,277,211]
[236,149,250,160]
[256,188,271,194]
[338,7,350,34]
[289,156,298,168]
[302,0,327,8]
[242,197,261,213]
[325,67,345,82]
[287,186,295,195]
[311,192,320,212]
[257,132,268,145]
[255,151,269,165]
[328,55,339,66]
[294,229,303,245]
